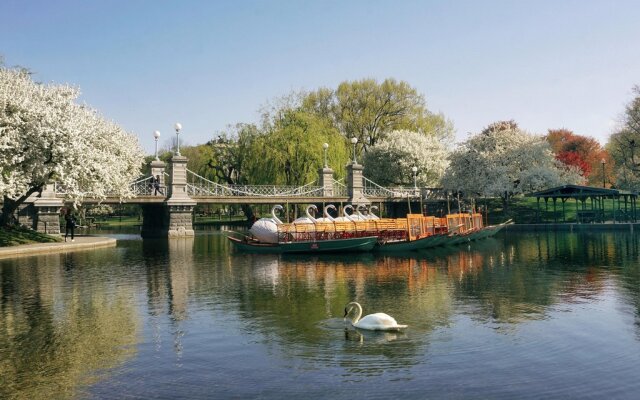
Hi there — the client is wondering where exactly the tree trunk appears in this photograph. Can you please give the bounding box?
[501,192,510,215]
[0,197,19,227]
[0,185,43,227]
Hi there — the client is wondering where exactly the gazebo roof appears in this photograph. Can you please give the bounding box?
[528,184,637,199]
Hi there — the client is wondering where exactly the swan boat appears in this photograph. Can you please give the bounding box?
[228,204,510,254]
[228,205,379,253]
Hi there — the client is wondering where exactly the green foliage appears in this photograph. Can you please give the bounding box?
[198,78,453,189]
[206,123,260,184]
[245,110,349,186]
[304,78,454,157]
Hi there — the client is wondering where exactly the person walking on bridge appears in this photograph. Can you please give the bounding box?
[153,175,164,195]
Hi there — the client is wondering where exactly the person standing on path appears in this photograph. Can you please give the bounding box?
[65,212,76,242]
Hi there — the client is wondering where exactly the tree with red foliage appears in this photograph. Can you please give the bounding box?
[556,151,591,176]
[546,129,611,186]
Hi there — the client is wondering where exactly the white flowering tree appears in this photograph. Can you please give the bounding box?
[362,130,450,186]
[0,67,145,226]
[442,121,583,210]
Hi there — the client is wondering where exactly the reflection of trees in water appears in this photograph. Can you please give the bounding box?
[0,252,140,400]
[449,231,640,325]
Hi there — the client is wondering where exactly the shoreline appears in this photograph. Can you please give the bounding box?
[0,236,117,260]
[1,223,636,260]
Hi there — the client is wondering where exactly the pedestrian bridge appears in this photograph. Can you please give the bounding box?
[54,165,438,204]
[24,155,444,237]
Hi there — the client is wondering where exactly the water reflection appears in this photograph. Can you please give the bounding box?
[3,230,640,398]
[0,250,140,400]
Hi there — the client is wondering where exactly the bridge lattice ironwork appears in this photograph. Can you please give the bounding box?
[363,177,420,198]
[186,169,325,198]
[52,172,428,201]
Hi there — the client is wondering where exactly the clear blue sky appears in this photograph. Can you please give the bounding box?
[2,0,639,154]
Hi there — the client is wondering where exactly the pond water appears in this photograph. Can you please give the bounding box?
[1,229,640,399]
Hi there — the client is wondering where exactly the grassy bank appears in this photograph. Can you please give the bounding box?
[0,226,61,247]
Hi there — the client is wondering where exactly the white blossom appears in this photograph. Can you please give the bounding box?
[363,130,449,186]
[0,67,145,207]
[442,121,583,201]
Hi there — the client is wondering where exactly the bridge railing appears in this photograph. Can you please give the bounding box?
[54,176,158,197]
[363,177,420,198]
[333,179,348,197]
[130,175,156,196]
[186,169,324,197]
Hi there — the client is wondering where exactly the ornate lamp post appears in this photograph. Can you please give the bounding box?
[153,130,161,160]
[323,142,329,168]
[350,137,358,164]
[601,158,606,188]
[411,166,418,189]
[412,166,422,214]
[174,122,182,156]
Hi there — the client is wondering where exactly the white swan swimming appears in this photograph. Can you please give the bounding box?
[343,302,408,331]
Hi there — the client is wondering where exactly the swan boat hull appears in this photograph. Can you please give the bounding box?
[374,233,448,252]
[375,221,510,252]
[227,235,378,254]
[442,221,510,246]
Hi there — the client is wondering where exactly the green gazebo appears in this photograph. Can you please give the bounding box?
[529,185,638,223]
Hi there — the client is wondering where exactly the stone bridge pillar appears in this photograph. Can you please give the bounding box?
[346,162,370,206]
[19,184,64,234]
[166,155,196,237]
[141,155,195,238]
[319,167,334,197]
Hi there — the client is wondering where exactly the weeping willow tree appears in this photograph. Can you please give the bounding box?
[245,109,349,186]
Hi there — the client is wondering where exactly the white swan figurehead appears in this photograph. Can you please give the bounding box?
[271,204,284,224]
[249,204,284,243]
[352,205,368,221]
[315,204,337,223]
[368,205,380,220]
[343,301,407,331]
[293,205,318,224]
[334,204,355,222]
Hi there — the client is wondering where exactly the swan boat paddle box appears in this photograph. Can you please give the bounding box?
[227,235,378,254]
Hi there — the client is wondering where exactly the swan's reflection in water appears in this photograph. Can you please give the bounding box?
[344,327,404,344]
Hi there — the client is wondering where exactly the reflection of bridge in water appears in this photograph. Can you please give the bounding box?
[23,154,446,237]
